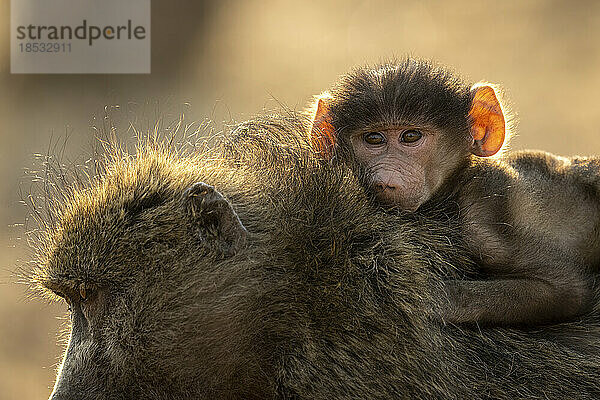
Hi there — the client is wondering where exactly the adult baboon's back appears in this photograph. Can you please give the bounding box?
[33,117,600,399]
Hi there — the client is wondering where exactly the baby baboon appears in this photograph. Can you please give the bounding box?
[32,121,600,400]
[309,58,600,326]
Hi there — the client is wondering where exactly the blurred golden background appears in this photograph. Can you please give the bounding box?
[1,0,599,398]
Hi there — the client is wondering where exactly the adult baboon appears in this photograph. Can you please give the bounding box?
[32,117,600,399]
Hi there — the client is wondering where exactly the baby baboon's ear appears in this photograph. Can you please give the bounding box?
[468,83,506,157]
[310,93,336,159]
[183,182,247,256]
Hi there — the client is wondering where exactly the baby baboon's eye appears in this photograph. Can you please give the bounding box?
[363,132,386,145]
[400,129,423,144]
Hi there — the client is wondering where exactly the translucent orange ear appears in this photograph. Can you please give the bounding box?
[469,84,505,157]
[310,96,336,159]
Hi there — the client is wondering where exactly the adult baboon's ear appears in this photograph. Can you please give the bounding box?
[469,84,506,157]
[310,93,336,159]
[183,182,247,256]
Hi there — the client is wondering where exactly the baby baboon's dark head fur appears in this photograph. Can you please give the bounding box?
[31,117,600,400]
[329,59,472,148]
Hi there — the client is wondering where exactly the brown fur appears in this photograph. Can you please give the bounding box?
[309,59,600,326]
[30,116,600,399]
